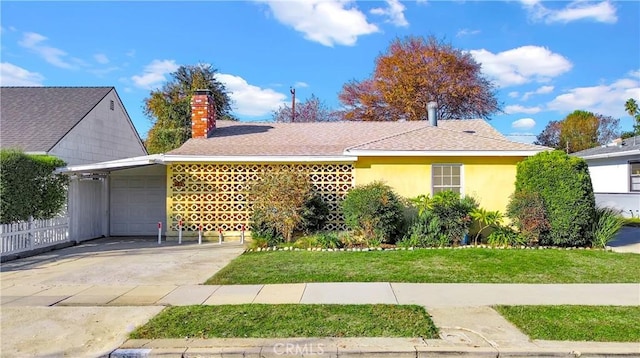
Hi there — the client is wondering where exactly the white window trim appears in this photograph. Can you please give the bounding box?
[431,163,464,195]
[630,161,640,192]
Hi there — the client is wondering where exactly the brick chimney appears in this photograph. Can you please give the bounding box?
[190,89,216,139]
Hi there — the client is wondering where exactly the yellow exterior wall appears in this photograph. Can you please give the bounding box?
[354,156,525,212]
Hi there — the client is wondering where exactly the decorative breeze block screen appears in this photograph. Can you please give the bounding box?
[169,163,354,232]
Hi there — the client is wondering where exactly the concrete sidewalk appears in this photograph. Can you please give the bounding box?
[2,282,638,307]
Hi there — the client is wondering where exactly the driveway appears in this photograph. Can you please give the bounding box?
[1,237,244,357]
[609,226,640,254]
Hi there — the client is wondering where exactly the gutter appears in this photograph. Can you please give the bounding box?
[578,149,640,160]
[343,149,546,157]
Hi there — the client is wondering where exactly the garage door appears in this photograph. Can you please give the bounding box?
[110,166,166,236]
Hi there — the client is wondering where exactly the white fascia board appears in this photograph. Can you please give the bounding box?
[343,149,545,157]
[580,150,640,160]
[58,154,165,173]
[162,155,358,163]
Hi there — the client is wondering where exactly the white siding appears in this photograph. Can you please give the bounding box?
[50,89,146,165]
[109,165,166,236]
[587,157,638,193]
[68,178,107,242]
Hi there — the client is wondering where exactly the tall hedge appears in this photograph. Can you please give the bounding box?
[0,149,68,223]
[513,150,595,246]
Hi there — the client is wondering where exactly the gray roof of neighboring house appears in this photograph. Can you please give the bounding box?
[0,86,113,152]
[169,119,547,156]
[573,136,640,159]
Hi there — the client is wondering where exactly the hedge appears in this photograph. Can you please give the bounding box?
[0,149,68,223]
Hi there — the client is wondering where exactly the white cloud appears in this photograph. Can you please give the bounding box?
[508,91,520,98]
[522,85,554,100]
[0,62,44,86]
[94,53,109,64]
[505,104,542,114]
[547,73,640,117]
[294,81,309,88]
[131,59,179,90]
[629,69,640,79]
[456,28,480,37]
[522,0,617,24]
[512,118,536,130]
[18,32,75,69]
[370,0,409,27]
[469,46,572,87]
[216,73,287,117]
[257,0,378,46]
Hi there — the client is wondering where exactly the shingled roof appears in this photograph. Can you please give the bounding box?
[0,87,113,152]
[168,119,547,157]
[573,136,640,159]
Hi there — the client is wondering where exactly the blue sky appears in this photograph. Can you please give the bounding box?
[2,1,639,143]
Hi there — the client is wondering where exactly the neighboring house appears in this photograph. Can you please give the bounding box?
[0,86,147,241]
[574,136,640,217]
[63,90,547,238]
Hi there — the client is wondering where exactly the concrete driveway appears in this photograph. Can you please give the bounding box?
[1,237,244,358]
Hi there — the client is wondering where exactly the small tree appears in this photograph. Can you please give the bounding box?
[273,94,338,123]
[0,150,67,223]
[513,150,596,246]
[506,190,550,245]
[249,170,313,243]
[342,181,404,243]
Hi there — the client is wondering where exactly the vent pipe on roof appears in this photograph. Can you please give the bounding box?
[427,102,438,126]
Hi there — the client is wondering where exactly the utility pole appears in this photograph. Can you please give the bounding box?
[290,87,296,123]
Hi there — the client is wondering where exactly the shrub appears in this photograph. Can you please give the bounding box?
[300,193,329,234]
[0,149,68,223]
[249,170,314,242]
[486,225,526,247]
[514,150,596,246]
[506,190,550,245]
[342,181,404,243]
[404,190,478,247]
[591,207,625,248]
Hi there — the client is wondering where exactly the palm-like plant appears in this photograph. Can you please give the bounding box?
[470,208,503,245]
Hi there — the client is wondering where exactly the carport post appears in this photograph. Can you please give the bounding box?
[241,224,245,245]
[198,224,202,245]
[158,222,162,244]
[178,220,182,244]
[218,228,223,245]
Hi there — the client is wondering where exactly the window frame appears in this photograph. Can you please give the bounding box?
[431,163,464,195]
[630,161,640,192]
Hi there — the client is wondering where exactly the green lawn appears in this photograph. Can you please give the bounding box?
[206,249,640,284]
[130,304,438,339]
[495,305,640,342]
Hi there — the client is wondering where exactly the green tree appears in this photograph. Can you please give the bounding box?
[338,36,500,121]
[0,150,68,223]
[144,64,235,154]
[535,110,620,152]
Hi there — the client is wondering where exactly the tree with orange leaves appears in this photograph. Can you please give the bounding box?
[338,36,499,121]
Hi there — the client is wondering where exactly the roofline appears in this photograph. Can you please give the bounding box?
[162,155,358,163]
[58,154,164,173]
[343,149,547,157]
[578,149,640,160]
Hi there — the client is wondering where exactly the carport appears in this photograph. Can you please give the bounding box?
[62,155,167,240]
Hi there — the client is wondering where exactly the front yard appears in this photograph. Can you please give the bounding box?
[206,248,640,285]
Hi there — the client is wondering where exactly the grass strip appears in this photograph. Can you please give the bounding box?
[206,249,640,285]
[495,305,640,342]
[130,304,438,339]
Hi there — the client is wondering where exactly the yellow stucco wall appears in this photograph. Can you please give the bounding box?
[354,156,525,212]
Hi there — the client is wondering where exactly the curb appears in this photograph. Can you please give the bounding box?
[107,338,640,358]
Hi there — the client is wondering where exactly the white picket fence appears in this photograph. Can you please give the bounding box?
[1,216,70,257]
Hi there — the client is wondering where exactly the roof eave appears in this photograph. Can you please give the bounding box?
[578,149,640,160]
[343,149,547,157]
[58,154,165,174]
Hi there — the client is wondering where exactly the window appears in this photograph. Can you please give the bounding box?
[109,100,115,110]
[631,162,640,192]
[432,164,462,194]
